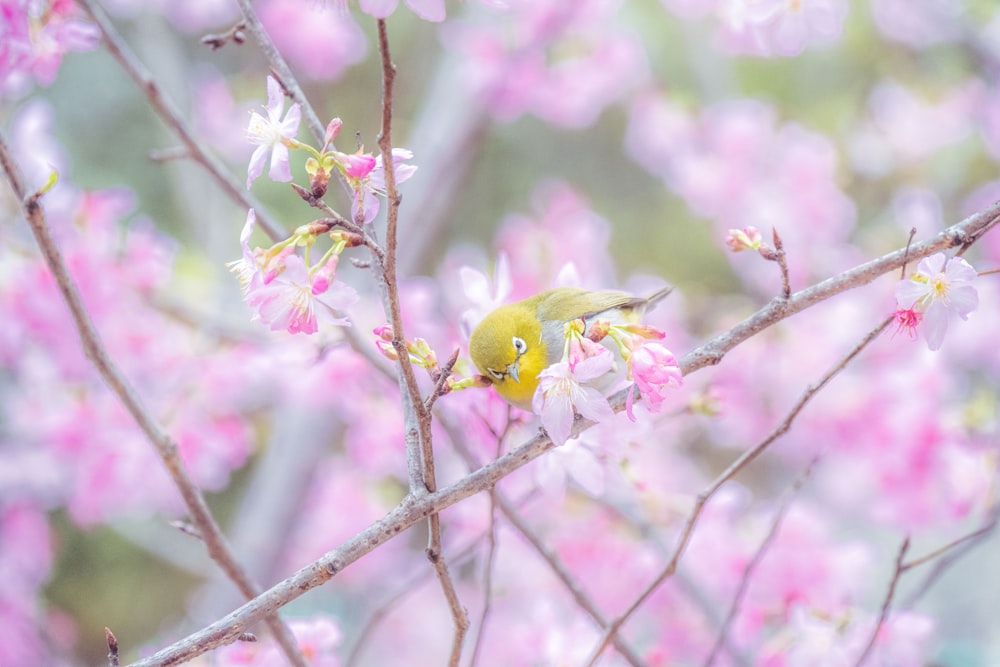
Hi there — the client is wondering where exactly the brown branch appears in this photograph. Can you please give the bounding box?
[0,134,307,667]
[772,227,790,298]
[200,21,246,51]
[584,316,894,666]
[853,537,910,667]
[679,199,1000,377]
[114,202,1000,667]
[375,18,466,665]
[75,0,285,242]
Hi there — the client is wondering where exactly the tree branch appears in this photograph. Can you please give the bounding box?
[113,202,999,667]
[0,133,307,667]
[853,537,910,667]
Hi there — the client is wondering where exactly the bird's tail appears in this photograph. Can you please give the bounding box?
[643,286,675,310]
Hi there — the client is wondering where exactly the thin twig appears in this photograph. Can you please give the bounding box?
[853,537,911,667]
[113,203,1000,667]
[0,134,308,667]
[75,0,285,242]
[438,414,647,667]
[771,227,790,298]
[901,500,1000,606]
[469,479,500,667]
[425,348,461,412]
[201,21,246,50]
[375,18,466,665]
[900,227,917,278]
[373,18,437,497]
[343,526,494,667]
[702,455,822,667]
[583,316,894,666]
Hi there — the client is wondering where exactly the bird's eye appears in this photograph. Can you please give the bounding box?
[487,368,505,380]
[512,336,527,354]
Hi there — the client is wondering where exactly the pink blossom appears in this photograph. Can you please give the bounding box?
[246,255,358,334]
[532,351,616,446]
[891,307,922,340]
[347,148,417,224]
[0,0,99,92]
[895,253,978,351]
[626,342,683,418]
[226,209,262,295]
[246,75,302,188]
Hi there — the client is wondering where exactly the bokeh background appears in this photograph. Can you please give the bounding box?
[4,0,1000,665]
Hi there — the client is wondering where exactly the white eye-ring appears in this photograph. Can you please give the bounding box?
[512,336,527,354]
[487,368,505,380]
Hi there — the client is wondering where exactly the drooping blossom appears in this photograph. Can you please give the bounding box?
[341,148,417,224]
[227,209,262,294]
[245,254,358,335]
[532,348,616,446]
[894,252,978,351]
[626,342,683,418]
[0,0,99,93]
[246,75,302,188]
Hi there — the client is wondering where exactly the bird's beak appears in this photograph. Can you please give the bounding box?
[507,362,520,384]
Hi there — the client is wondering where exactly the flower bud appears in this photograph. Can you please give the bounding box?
[373,324,394,341]
[324,117,343,148]
[726,226,763,252]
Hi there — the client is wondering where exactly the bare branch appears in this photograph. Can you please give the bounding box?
[853,537,911,667]
[0,133,307,667]
[677,199,1000,376]
[771,227,791,298]
[902,501,1000,606]
[200,21,246,50]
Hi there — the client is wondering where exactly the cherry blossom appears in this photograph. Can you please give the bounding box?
[895,253,979,351]
[246,75,302,188]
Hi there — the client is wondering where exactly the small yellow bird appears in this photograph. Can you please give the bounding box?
[468,286,672,410]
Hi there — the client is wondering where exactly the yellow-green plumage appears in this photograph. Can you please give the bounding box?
[468,286,670,410]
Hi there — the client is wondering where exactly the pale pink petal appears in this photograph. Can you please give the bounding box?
[268,143,292,183]
[541,391,576,446]
[246,144,269,188]
[948,285,978,320]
